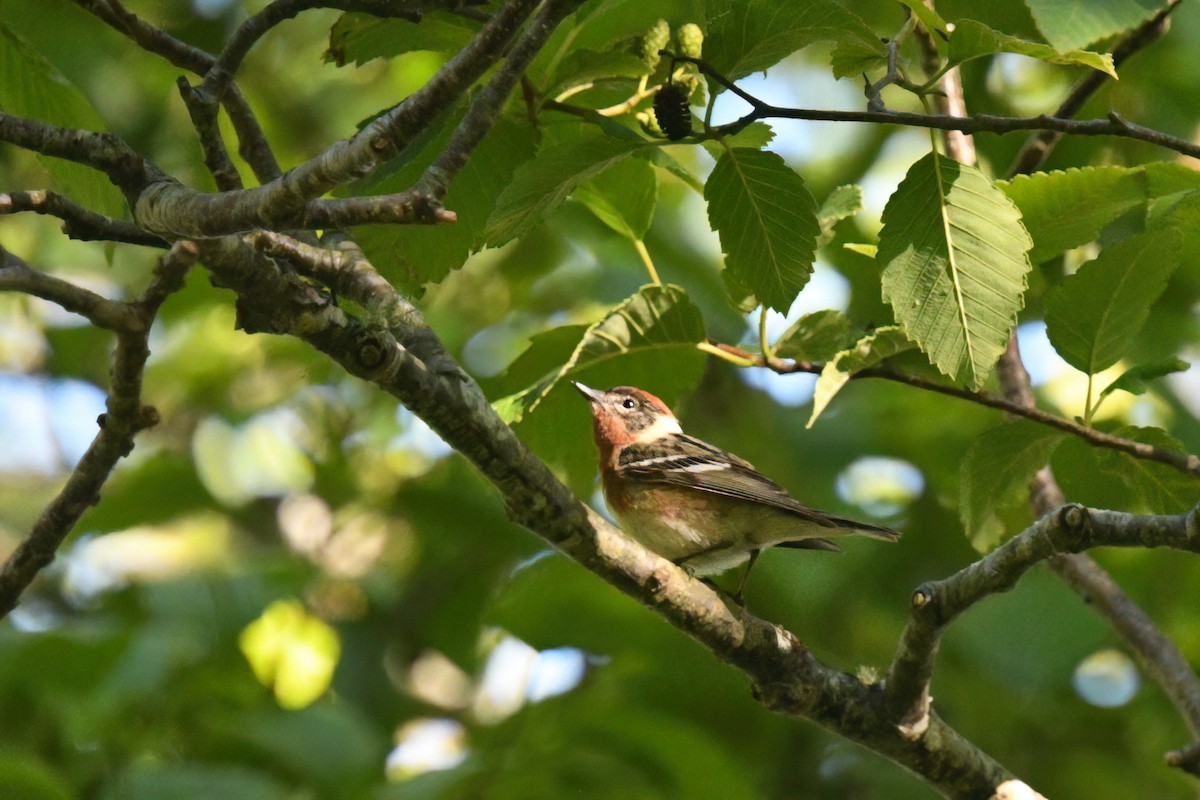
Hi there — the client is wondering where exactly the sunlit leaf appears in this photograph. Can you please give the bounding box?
[705,148,820,312]
[240,600,341,710]
[1097,358,1189,405]
[808,326,913,428]
[773,310,857,362]
[897,0,950,37]
[1026,0,1161,52]
[960,420,1067,551]
[701,122,775,161]
[1044,228,1181,375]
[879,152,1032,388]
[947,20,1115,76]
[816,184,863,246]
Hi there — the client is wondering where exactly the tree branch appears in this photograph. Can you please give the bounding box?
[886,503,1200,736]
[0,190,166,247]
[0,241,196,618]
[193,233,1020,798]
[0,246,135,329]
[659,52,1200,161]
[71,0,283,182]
[129,0,540,238]
[709,342,1200,478]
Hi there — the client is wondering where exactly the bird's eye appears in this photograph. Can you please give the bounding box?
[621,398,636,410]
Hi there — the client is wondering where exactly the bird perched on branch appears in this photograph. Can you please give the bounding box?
[574,382,900,600]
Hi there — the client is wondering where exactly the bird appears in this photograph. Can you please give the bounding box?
[573,382,900,600]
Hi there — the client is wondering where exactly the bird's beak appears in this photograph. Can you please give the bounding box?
[572,381,604,404]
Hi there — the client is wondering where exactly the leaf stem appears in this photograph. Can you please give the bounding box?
[1084,373,1096,426]
[697,340,755,367]
[759,306,773,360]
[633,238,662,286]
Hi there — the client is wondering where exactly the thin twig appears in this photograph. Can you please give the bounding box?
[0,246,135,329]
[0,190,166,247]
[710,341,1200,478]
[71,0,283,182]
[0,241,197,618]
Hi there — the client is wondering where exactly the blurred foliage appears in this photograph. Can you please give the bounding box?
[1,1,1199,799]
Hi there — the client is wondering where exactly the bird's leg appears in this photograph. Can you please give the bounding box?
[732,549,760,606]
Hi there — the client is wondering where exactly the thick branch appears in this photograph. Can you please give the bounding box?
[887,503,1200,733]
[0,190,166,247]
[0,242,196,617]
[195,233,1017,798]
[130,0,539,238]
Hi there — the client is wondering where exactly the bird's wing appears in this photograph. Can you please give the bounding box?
[615,434,841,528]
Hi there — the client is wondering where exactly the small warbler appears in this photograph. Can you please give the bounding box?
[574,382,900,598]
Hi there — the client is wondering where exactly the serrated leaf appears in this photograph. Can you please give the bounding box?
[773,310,857,362]
[705,148,819,312]
[947,20,1116,77]
[1026,0,1161,52]
[495,284,706,424]
[326,11,476,65]
[816,184,863,246]
[495,285,706,492]
[879,152,1033,388]
[573,156,657,240]
[1096,426,1200,513]
[0,23,125,217]
[808,326,913,428]
[1097,358,1189,404]
[355,116,535,293]
[701,122,775,161]
[960,420,1067,552]
[705,0,885,83]
[1044,228,1181,375]
[485,133,651,246]
[999,166,1145,263]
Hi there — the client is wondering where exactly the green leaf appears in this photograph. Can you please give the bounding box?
[816,184,863,246]
[898,0,950,37]
[485,132,651,246]
[356,115,536,293]
[1043,228,1181,375]
[704,0,885,83]
[701,122,775,161]
[998,166,1147,263]
[947,20,1116,77]
[705,148,820,312]
[808,326,913,428]
[1096,426,1200,513]
[547,49,649,98]
[1097,358,1189,404]
[1026,0,1162,52]
[573,155,657,240]
[878,152,1033,389]
[0,22,125,217]
[495,285,706,492]
[960,420,1068,552]
[326,11,476,65]
[773,310,857,362]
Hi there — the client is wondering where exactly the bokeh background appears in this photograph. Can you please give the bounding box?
[2,0,1199,797]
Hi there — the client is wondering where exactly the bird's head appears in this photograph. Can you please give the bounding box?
[573,383,681,456]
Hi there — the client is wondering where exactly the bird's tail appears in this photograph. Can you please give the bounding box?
[827,515,902,542]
